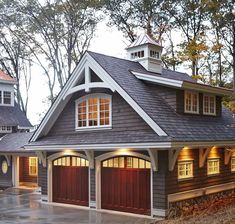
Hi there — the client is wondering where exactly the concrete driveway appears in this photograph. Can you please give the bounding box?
[0,188,157,224]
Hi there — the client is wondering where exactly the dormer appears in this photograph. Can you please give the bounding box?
[0,71,17,107]
[126,33,163,74]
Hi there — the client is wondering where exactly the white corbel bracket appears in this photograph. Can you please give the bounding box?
[224,149,232,165]
[199,148,211,168]
[147,149,158,171]
[3,154,11,166]
[168,149,181,171]
[36,151,47,167]
[84,150,94,169]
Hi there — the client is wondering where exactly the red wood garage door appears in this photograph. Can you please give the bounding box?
[53,156,89,206]
[101,156,151,215]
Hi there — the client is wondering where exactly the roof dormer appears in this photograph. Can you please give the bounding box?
[126,33,163,74]
[0,70,17,107]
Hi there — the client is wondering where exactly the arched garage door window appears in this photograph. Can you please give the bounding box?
[53,156,89,167]
[102,156,151,169]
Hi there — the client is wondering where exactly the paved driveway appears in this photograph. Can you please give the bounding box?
[0,188,157,224]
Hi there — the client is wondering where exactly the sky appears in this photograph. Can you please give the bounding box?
[26,19,183,126]
[27,19,127,125]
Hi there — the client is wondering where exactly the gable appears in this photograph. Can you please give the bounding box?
[48,89,156,139]
[31,52,167,142]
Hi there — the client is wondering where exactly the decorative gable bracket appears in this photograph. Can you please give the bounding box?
[147,148,158,171]
[36,151,47,167]
[63,64,115,100]
[224,149,233,165]
[168,148,181,171]
[199,148,211,168]
[84,150,94,169]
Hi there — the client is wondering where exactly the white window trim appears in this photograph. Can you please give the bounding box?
[29,157,38,176]
[0,126,12,133]
[184,90,199,114]
[0,90,14,106]
[203,94,216,115]
[75,93,112,130]
[231,157,235,172]
[207,158,220,176]
[178,160,194,180]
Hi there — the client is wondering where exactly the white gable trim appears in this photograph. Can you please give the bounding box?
[133,71,183,88]
[133,71,232,96]
[31,52,167,141]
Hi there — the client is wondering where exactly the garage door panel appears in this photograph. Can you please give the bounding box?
[53,156,89,206]
[101,156,151,215]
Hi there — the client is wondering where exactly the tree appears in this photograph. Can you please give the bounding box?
[0,0,32,114]
[166,0,210,77]
[104,0,170,42]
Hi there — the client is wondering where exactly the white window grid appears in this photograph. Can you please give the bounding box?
[178,161,193,180]
[0,126,12,133]
[0,91,12,105]
[231,157,235,172]
[203,94,216,115]
[207,159,220,175]
[184,91,199,114]
[75,94,112,130]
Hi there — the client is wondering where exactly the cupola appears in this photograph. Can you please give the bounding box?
[126,33,163,74]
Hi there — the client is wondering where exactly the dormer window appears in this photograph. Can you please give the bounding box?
[184,91,199,114]
[203,94,216,115]
[150,50,160,59]
[76,94,112,130]
[131,50,144,59]
[0,90,12,105]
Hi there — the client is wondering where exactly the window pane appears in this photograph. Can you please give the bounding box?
[72,157,76,166]
[139,159,145,168]
[103,160,107,167]
[114,158,119,167]
[178,161,193,179]
[108,159,113,167]
[81,158,86,166]
[146,161,151,169]
[133,158,139,168]
[126,157,132,168]
[3,91,11,104]
[119,157,124,168]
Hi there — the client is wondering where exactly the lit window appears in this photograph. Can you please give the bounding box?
[54,156,89,167]
[29,157,38,176]
[203,95,216,115]
[150,50,160,59]
[76,94,111,129]
[131,50,144,59]
[207,159,220,175]
[184,91,199,114]
[231,157,235,172]
[102,157,151,169]
[178,161,193,180]
[2,160,8,174]
[0,126,12,133]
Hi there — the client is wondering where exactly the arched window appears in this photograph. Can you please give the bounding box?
[76,94,112,129]
[53,156,89,167]
[102,156,151,169]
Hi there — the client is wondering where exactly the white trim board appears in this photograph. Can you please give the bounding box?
[24,142,172,151]
[30,52,167,142]
[132,71,232,95]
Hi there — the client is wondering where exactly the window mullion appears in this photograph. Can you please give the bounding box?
[98,97,100,127]
[86,99,89,127]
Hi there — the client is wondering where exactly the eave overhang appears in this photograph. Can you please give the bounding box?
[132,71,232,96]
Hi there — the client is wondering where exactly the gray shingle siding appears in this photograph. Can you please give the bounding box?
[38,163,47,195]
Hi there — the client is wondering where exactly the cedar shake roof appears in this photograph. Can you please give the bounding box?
[0,103,32,127]
[0,132,33,152]
[0,70,16,82]
[87,51,235,142]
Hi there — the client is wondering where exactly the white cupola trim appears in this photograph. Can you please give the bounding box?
[126,33,163,74]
